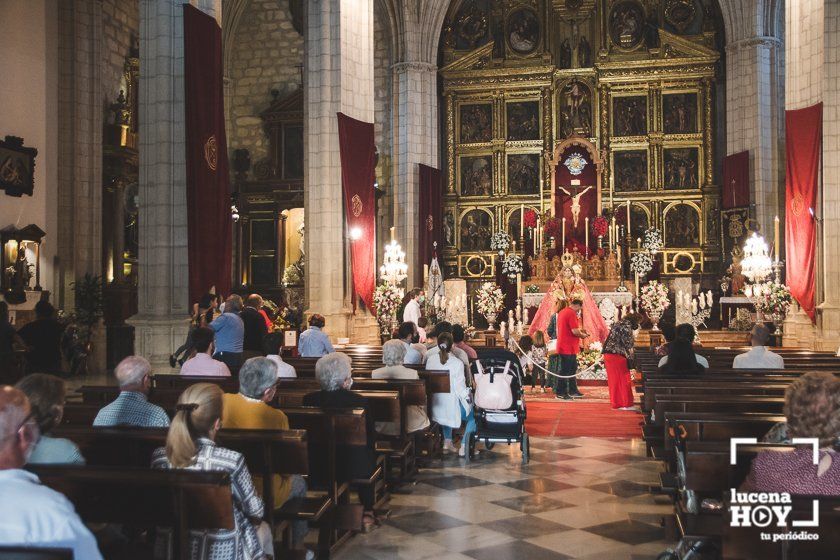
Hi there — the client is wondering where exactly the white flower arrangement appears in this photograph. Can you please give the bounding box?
[490,231,512,254]
[640,280,670,316]
[501,254,524,278]
[373,283,403,334]
[475,282,504,316]
[642,227,663,253]
[630,251,653,276]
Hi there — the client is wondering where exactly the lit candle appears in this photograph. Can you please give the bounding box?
[626,203,631,239]
[517,273,522,298]
[610,216,616,251]
[512,240,517,254]
[774,215,780,263]
[561,218,566,252]
[585,217,589,258]
[536,218,541,253]
[390,226,395,242]
[637,237,642,249]
[520,204,525,241]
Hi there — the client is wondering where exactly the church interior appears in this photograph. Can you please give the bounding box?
[1,0,839,559]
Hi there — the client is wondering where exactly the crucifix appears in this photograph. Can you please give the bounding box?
[558,185,594,229]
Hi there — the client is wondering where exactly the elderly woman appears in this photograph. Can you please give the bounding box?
[746,372,840,495]
[303,352,379,530]
[602,313,641,410]
[15,373,85,465]
[372,340,430,435]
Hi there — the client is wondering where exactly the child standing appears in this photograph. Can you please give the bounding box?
[517,335,534,385]
[528,331,548,392]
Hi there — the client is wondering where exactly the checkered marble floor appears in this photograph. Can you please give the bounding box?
[335,436,675,560]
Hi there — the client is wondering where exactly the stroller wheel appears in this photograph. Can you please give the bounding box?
[485,442,495,451]
[521,432,530,464]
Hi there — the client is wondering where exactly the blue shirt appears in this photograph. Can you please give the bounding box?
[93,391,170,427]
[29,435,85,465]
[210,312,245,353]
[298,326,334,358]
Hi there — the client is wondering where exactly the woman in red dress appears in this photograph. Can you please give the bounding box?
[602,314,641,409]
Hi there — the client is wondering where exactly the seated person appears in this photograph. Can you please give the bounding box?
[222,357,308,550]
[416,317,428,343]
[15,373,84,464]
[179,327,232,377]
[17,300,65,374]
[655,321,676,357]
[303,353,379,530]
[298,314,335,358]
[733,323,784,369]
[658,324,709,369]
[427,333,475,457]
[0,387,102,558]
[263,334,296,378]
[396,322,423,365]
[152,383,272,559]
[746,372,840,495]
[657,338,706,375]
[453,324,478,361]
[424,322,470,369]
[371,340,430,434]
[93,356,170,427]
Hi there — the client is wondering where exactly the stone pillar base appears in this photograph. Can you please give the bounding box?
[350,312,380,345]
[815,305,840,352]
[783,306,818,349]
[127,314,190,372]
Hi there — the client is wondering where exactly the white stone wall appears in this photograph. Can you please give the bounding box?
[102,0,139,103]
[225,0,303,163]
[785,0,823,109]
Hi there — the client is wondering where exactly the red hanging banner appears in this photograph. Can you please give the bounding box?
[183,5,232,304]
[722,150,750,209]
[784,103,821,323]
[418,164,442,275]
[337,112,376,311]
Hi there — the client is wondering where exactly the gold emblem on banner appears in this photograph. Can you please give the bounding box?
[790,193,804,217]
[426,215,434,231]
[204,135,218,171]
[351,194,363,217]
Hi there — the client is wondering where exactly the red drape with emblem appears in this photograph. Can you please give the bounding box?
[337,113,376,311]
[184,5,231,304]
[418,164,442,276]
[785,103,821,323]
[555,146,597,253]
[722,150,750,210]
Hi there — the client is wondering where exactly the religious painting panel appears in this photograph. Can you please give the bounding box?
[663,147,700,190]
[506,8,540,55]
[507,153,540,195]
[556,15,594,69]
[612,150,648,192]
[446,0,491,51]
[460,209,493,252]
[663,0,701,35]
[662,93,698,134]
[608,0,645,50]
[459,155,493,197]
[459,103,493,144]
[629,204,649,241]
[612,96,647,136]
[506,101,540,141]
[664,203,701,247]
[558,80,593,137]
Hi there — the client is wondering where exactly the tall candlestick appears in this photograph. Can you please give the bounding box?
[536,218,541,254]
[774,215,780,263]
[520,204,525,241]
[512,240,517,255]
[390,226,395,242]
[516,273,522,298]
[585,217,589,257]
[626,203,631,239]
[561,218,566,252]
[610,216,616,251]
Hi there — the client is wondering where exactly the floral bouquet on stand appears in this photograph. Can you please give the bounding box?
[640,280,670,330]
[753,281,793,325]
[373,283,403,338]
[490,232,512,256]
[501,254,524,280]
[474,282,504,330]
[577,341,605,379]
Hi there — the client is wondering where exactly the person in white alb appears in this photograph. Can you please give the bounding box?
[733,323,785,369]
[179,327,232,377]
[0,387,103,559]
[402,288,423,327]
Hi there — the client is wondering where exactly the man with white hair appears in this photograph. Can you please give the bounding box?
[222,357,310,552]
[0,386,103,558]
[93,356,170,427]
[372,340,430,435]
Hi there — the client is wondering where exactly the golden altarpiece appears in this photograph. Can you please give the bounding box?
[439,0,724,293]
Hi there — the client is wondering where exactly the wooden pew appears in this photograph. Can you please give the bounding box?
[28,465,234,560]
[0,548,72,560]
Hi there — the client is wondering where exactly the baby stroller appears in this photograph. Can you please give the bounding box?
[468,347,529,464]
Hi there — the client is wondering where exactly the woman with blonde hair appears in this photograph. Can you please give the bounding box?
[427,332,475,457]
[152,383,270,560]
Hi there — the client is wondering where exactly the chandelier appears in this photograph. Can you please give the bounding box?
[741,232,773,283]
[380,227,408,287]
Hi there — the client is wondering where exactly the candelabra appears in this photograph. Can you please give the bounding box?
[379,228,408,288]
[677,290,714,330]
[741,232,773,284]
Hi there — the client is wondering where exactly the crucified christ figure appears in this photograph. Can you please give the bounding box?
[559,185,594,229]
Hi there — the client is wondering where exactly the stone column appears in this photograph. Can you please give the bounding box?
[304,0,375,340]
[392,61,439,288]
[129,0,220,368]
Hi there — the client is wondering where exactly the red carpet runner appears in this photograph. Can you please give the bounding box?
[524,397,643,438]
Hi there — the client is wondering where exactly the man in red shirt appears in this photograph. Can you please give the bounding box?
[549,299,589,400]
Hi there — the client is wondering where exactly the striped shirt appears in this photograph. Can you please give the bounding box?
[92,391,170,428]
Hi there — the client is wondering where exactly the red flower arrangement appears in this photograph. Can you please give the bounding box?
[544,217,561,239]
[592,215,608,238]
[523,209,538,228]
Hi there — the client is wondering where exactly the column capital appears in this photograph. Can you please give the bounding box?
[725,36,780,54]
[391,61,437,74]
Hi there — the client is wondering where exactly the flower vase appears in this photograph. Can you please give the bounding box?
[485,312,498,331]
[648,309,663,330]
